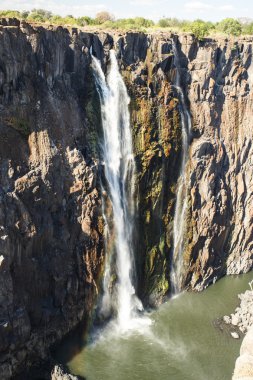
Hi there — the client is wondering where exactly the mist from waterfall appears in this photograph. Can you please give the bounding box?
[171,42,192,293]
[91,50,149,331]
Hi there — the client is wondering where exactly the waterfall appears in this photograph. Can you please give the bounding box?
[171,42,192,293]
[91,50,145,331]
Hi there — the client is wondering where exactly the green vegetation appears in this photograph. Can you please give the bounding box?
[103,17,154,30]
[217,18,242,36]
[8,117,30,137]
[0,9,253,38]
[0,9,154,29]
[182,19,215,40]
[157,17,253,38]
[158,17,185,28]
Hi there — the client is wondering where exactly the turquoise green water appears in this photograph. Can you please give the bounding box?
[57,272,253,380]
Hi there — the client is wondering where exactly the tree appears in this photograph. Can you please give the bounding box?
[95,11,114,24]
[31,9,52,19]
[217,18,242,36]
[242,22,253,35]
[184,20,213,40]
[28,9,53,22]
[28,13,45,22]
[77,16,94,26]
[158,18,170,28]
[0,10,21,18]
[158,17,183,28]
[50,15,64,25]
[133,17,154,28]
[20,11,29,19]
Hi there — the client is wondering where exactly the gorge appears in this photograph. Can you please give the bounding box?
[0,18,253,379]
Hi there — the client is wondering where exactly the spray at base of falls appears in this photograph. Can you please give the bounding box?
[91,50,151,332]
[171,41,192,293]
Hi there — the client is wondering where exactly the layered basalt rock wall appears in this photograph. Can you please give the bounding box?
[0,19,253,378]
[0,21,107,378]
[117,32,253,301]
[177,35,253,290]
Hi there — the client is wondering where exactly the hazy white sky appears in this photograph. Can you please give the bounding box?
[1,0,252,21]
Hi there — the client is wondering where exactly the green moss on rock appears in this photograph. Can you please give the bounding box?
[8,116,30,137]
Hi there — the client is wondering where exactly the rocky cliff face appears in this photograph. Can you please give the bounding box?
[176,34,253,290]
[0,20,107,378]
[0,19,253,378]
[117,32,253,302]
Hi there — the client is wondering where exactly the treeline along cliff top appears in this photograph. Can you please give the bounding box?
[1,8,253,39]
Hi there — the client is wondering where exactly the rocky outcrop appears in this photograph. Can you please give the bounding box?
[224,289,253,334]
[51,365,83,380]
[221,285,253,378]
[233,327,253,379]
[1,18,253,378]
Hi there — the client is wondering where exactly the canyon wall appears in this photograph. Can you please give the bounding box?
[118,31,253,302]
[0,19,253,378]
[0,20,107,378]
[179,34,253,291]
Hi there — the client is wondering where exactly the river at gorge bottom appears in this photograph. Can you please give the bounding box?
[55,272,253,380]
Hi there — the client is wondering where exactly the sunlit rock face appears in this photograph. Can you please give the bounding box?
[117,33,253,299]
[233,326,253,379]
[0,18,253,378]
[179,35,253,290]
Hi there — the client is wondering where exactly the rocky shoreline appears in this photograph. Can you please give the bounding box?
[223,287,253,338]
[218,280,253,379]
[51,365,84,380]
[214,283,253,340]
[14,360,84,380]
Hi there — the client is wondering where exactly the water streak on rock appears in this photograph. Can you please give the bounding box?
[171,41,192,293]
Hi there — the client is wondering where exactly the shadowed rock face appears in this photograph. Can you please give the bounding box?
[0,21,107,378]
[0,19,253,378]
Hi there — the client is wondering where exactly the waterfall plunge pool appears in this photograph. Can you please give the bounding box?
[55,272,253,380]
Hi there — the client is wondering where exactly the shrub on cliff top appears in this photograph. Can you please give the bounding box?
[217,18,242,36]
[183,19,215,40]
[133,17,154,28]
[0,10,21,18]
[0,9,250,37]
[241,22,253,35]
[158,18,170,28]
[100,17,154,30]
[158,17,187,29]
[76,16,95,26]
[27,8,53,22]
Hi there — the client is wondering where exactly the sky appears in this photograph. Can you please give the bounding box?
[0,0,252,21]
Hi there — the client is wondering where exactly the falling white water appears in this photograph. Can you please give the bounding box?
[171,41,192,293]
[91,50,150,331]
